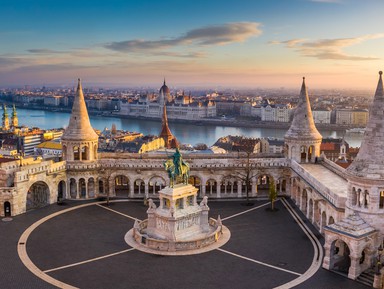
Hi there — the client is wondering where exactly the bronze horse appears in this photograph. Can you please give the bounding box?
[164,158,189,187]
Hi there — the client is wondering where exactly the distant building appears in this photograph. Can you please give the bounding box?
[312,109,331,124]
[34,141,62,158]
[118,80,216,120]
[352,109,369,127]
[43,95,62,107]
[213,135,269,154]
[248,99,292,122]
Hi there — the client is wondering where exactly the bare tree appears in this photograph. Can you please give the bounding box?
[269,178,278,210]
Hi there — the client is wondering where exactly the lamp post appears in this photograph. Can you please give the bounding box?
[376,244,383,274]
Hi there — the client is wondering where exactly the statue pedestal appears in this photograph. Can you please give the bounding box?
[147,184,205,241]
[130,183,227,253]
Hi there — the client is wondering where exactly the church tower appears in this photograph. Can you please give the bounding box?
[284,77,322,163]
[345,71,384,229]
[2,104,10,131]
[61,79,98,162]
[11,104,18,128]
[159,104,179,149]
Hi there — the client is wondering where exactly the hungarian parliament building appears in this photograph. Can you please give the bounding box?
[1,72,384,284]
[117,80,216,120]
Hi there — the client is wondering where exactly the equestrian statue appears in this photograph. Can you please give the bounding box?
[164,148,190,187]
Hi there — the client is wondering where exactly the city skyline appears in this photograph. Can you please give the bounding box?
[1,0,384,89]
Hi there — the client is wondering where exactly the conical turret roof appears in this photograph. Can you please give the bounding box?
[62,79,98,141]
[347,71,384,179]
[285,77,322,141]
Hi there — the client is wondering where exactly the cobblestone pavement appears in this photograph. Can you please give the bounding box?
[1,199,370,289]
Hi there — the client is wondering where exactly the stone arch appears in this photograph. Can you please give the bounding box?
[79,178,86,198]
[188,175,202,195]
[291,145,296,160]
[308,198,313,221]
[351,187,357,206]
[88,178,95,198]
[321,211,327,232]
[81,145,89,161]
[114,175,130,198]
[26,181,50,211]
[57,180,66,202]
[4,201,11,217]
[73,146,80,160]
[221,176,237,195]
[329,239,351,275]
[257,174,273,197]
[148,176,165,195]
[308,145,315,162]
[301,189,308,214]
[205,179,217,195]
[98,178,105,194]
[300,145,307,162]
[329,216,335,225]
[133,179,145,195]
[380,190,384,209]
[364,190,369,208]
[70,178,77,198]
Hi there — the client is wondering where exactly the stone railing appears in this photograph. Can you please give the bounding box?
[291,161,346,209]
[47,161,66,174]
[133,218,222,252]
[96,155,289,171]
[0,187,17,196]
[320,158,348,179]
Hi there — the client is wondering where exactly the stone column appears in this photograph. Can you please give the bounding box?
[145,183,149,199]
[217,183,221,198]
[85,181,89,199]
[348,255,362,280]
[75,180,79,199]
[252,179,257,197]
[237,182,242,198]
[201,184,206,197]
[129,182,134,198]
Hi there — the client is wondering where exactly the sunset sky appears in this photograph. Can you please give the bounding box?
[1,0,384,89]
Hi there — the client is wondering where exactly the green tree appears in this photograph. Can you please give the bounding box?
[269,178,278,210]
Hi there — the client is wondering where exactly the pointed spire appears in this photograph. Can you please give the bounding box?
[347,71,384,179]
[285,77,322,141]
[159,104,178,149]
[3,104,8,117]
[375,71,383,98]
[62,78,98,141]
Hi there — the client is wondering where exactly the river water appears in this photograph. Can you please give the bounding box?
[15,108,363,147]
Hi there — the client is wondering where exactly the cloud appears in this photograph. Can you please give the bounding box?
[271,34,384,61]
[27,49,66,54]
[104,22,262,55]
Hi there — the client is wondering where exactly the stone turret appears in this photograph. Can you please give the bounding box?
[159,104,178,149]
[61,79,98,162]
[284,77,322,163]
[345,71,384,231]
[11,104,18,128]
[2,104,9,131]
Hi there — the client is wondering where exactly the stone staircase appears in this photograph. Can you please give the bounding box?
[356,269,375,287]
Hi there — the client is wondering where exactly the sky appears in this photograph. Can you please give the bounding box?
[1,0,384,89]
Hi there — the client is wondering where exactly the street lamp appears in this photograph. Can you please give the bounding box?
[376,243,383,274]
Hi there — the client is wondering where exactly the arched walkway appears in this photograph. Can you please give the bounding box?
[329,239,351,275]
[26,181,50,211]
[189,176,202,196]
[205,179,217,196]
[4,201,11,217]
[148,176,165,195]
[57,180,66,202]
[115,175,129,198]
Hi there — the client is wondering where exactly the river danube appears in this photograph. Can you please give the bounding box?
[15,108,363,147]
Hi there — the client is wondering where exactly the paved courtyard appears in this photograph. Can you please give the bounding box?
[1,198,369,289]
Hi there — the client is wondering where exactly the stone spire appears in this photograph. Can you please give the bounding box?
[159,104,178,149]
[347,71,384,178]
[285,77,322,141]
[62,79,98,141]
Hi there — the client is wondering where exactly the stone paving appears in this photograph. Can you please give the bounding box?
[0,199,370,289]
